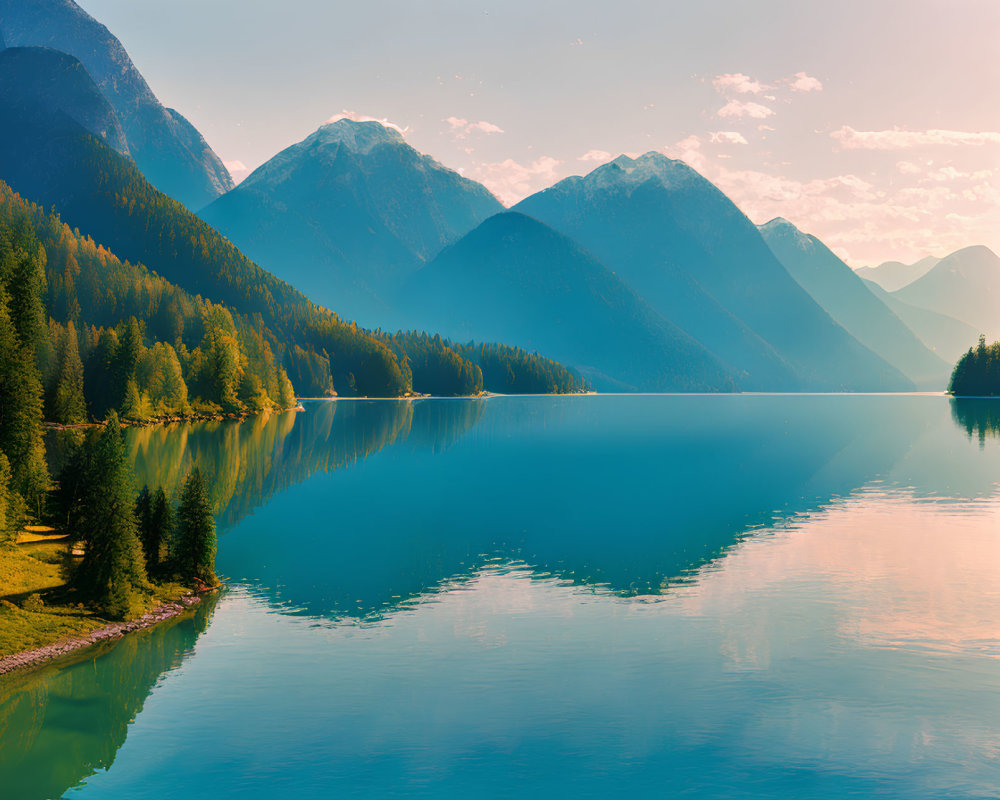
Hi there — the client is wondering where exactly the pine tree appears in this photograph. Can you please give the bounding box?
[278,368,297,408]
[174,468,217,586]
[71,412,150,619]
[52,321,87,424]
[0,285,48,513]
[120,378,144,420]
[135,485,154,567]
[150,487,173,569]
[0,451,24,545]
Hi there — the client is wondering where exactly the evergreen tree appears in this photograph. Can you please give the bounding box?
[70,412,149,618]
[174,468,217,586]
[51,320,87,424]
[120,378,146,420]
[149,487,173,569]
[135,485,154,567]
[0,257,49,512]
[278,368,297,408]
[0,451,24,545]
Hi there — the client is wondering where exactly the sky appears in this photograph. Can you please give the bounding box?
[78,0,999,266]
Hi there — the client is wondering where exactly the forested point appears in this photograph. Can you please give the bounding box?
[52,414,218,619]
[949,336,1000,397]
[381,331,587,396]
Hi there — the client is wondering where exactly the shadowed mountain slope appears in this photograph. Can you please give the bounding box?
[403,212,739,392]
[0,0,233,209]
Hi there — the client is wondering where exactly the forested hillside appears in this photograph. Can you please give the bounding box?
[1,182,296,421]
[382,331,586,396]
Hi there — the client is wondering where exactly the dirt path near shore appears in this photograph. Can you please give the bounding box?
[0,594,203,676]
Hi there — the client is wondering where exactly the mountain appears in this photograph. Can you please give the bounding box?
[856,256,939,292]
[0,0,233,209]
[860,279,977,365]
[0,46,128,155]
[0,54,582,399]
[200,120,504,325]
[0,51,408,397]
[759,217,949,389]
[893,246,1000,339]
[514,153,911,392]
[403,212,739,392]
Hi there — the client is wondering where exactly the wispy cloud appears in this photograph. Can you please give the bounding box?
[325,110,409,134]
[443,117,505,138]
[709,131,749,145]
[717,101,774,120]
[833,126,1000,150]
[468,156,562,205]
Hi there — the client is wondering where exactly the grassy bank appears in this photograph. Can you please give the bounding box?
[0,532,191,659]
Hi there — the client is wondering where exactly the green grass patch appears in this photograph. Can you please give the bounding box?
[0,601,104,658]
[0,544,196,659]
[0,543,66,598]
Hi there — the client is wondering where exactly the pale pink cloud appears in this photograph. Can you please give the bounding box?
[832,126,1000,150]
[578,149,614,163]
[223,159,251,184]
[787,71,823,92]
[443,117,505,138]
[468,156,562,205]
[709,131,749,145]
[712,72,768,95]
[325,110,408,134]
[717,100,774,120]
[661,135,707,171]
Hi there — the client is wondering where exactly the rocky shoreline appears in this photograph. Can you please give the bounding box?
[0,593,204,677]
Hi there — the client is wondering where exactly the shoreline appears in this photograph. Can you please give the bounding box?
[42,407,293,432]
[0,592,206,677]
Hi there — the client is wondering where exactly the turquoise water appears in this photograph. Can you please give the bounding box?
[5,395,1000,798]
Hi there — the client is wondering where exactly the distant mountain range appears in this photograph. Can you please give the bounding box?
[0,0,233,210]
[856,256,940,292]
[892,246,1000,340]
[513,153,909,391]
[0,0,990,395]
[861,279,977,364]
[759,218,950,389]
[200,120,502,324]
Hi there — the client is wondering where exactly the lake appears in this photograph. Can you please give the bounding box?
[4,394,1000,798]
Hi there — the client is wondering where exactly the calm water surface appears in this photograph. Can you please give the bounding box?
[5,395,1000,798]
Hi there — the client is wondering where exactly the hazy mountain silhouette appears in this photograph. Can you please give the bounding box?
[893,246,1000,339]
[514,153,910,391]
[0,47,128,155]
[856,256,939,292]
[200,119,503,326]
[760,217,946,389]
[0,0,233,209]
[403,212,738,391]
[861,279,977,365]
